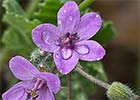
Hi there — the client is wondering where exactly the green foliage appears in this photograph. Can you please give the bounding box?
[81,61,107,81]
[58,0,68,3]
[56,75,88,100]
[79,61,108,93]
[2,0,40,57]
[2,27,33,56]
[3,13,40,38]
[58,0,82,4]
[56,61,107,99]
[2,0,26,16]
[80,8,93,16]
[34,0,62,24]
[93,21,117,44]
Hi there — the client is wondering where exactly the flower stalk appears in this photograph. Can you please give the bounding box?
[75,65,110,89]
[79,0,95,11]
[67,74,72,100]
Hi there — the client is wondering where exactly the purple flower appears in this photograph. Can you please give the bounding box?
[2,56,60,100]
[32,1,105,74]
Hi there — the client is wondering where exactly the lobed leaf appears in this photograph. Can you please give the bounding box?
[2,0,40,57]
[2,14,40,56]
[3,13,40,39]
[2,28,32,56]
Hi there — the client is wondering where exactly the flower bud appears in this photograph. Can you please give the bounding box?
[107,82,132,100]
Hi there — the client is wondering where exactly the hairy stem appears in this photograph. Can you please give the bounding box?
[79,0,95,11]
[67,74,72,100]
[75,65,110,89]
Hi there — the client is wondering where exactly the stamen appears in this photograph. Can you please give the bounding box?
[73,32,78,36]
[61,32,79,48]
[33,79,45,90]
[26,79,45,99]
[66,32,70,37]
[26,89,32,100]
[31,90,39,99]
[70,32,79,40]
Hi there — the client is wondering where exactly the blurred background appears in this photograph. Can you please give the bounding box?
[91,0,140,99]
[0,0,139,100]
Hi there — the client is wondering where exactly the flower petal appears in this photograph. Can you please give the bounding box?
[32,24,60,52]
[38,86,55,100]
[77,12,102,40]
[36,73,60,94]
[75,40,105,61]
[60,47,72,60]
[9,56,39,80]
[57,1,80,35]
[53,48,79,74]
[75,45,89,55]
[2,81,33,100]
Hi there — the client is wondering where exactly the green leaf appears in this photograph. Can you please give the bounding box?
[1,0,41,91]
[2,28,31,56]
[2,0,41,57]
[92,21,117,44]
[72,73,88,100]
[3,13,40,38]
[2,0,26,16]
[2,13,40,57]
[34,0,62,24]
[80,8,93,16]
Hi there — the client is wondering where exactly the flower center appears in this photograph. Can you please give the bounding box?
[26,78,45,100]
[60,32,79,49]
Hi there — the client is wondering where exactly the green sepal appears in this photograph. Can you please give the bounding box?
[107,82,132,100]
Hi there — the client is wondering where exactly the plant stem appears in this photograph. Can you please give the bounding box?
[79,0,95,11]
[67,74,72,100]
[75,65,110,89]
[26,0,40,18]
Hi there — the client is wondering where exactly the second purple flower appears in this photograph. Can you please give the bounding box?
[2,56,60,100]
[32,1,105,74]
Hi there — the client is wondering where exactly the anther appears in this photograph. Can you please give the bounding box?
[71,32,79,40]
[31,90,39,99]
[26,89,39,100]
[26,89,32,100]
[66,32,70,37]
